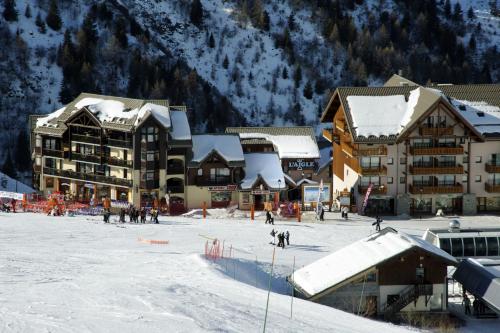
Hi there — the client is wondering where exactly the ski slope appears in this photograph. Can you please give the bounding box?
[1,212,499,332]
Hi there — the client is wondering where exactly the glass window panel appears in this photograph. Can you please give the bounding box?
[440,238,451,255]
[487,237,499,256]
[475,237,487,256]
[451,238,463,257]
[463,238,475,256]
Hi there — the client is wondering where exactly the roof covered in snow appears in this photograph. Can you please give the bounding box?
[169,110,192,142]
[241,153,286,190]
[290,228,457,299]
[0,171,35,194]
[189,135,244,167]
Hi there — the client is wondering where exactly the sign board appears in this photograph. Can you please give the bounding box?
[303,183,331,203]
[339,196,350,206]
[287,159,316,171]
[0,191,24,200]
[251,190,271,195]
[208,185,237,192]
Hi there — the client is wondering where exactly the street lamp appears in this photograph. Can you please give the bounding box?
[277,179,282,202]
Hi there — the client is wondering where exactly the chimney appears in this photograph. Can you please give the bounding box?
[398,69,403,76]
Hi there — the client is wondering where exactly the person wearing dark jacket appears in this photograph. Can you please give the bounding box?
[372,216,383,232]
[265,210,272,224]
[285,231,290,245]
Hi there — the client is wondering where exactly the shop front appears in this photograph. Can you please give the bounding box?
[238,188,277,211]
[364,196,395,216]
[209,185,237,208]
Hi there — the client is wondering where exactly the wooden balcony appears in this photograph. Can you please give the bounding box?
[409,183,463,194]
[419,126,453,136]
[360,165,387,176]
[195,176,232,186]
[72,133,100,145]
[71,152,100,164]
[341,141,354,157]
[335,119,345,132]
[42,148,64,159]
[107,138,133,149]
[485,163,500,173]
[485,183,500,193]
[105,156,133,168]
[409,164,464,175]
[358,185,387,195]
[355,146,387,156]
[43,167,132,187]
[410,146,464,155]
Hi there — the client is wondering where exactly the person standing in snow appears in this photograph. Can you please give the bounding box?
[285,231,290,245]
[280,233,286,249]
[10,198,16,213]
[265,210,272,224]
[372,216,382,232]
[140,208,146,223]
[270,229,277,245]
[320,205,325,221]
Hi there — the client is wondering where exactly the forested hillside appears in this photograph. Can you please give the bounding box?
[0,0,499,181]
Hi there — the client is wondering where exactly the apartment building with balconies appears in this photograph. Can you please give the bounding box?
[320,75,500,215]
[30,93,191,209]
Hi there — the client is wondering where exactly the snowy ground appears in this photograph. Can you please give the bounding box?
[1,211,499,332]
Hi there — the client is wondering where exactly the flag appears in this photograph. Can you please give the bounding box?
[361,183,373,214]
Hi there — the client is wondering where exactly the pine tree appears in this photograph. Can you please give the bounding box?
[453,2,463,21]
[303,81,313,99]
[208,33,215,48]
[2,0,18,21]
[14,129,30,171]
[293,65,302,88]
[24,3,31,18]
[46,0,62,31]
[469,35,476,50]
[1,150,16,179]
[190,0,203,27]
[222,54,229,69]
[261,10,270,31]
[467,7,475,19]
[444,0,451,18]
[288,12,296,31]
[282,66,288,79]
[114,17,128,48]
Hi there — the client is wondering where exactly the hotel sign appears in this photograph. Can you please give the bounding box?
[251,190,271,195]
[288,159,315,171]
[208,185,237,192]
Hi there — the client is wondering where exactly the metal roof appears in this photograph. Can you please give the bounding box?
[226,126,316,140]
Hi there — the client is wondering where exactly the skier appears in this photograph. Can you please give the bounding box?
[342,206,349,220]
[119,208,126,223]
[265,210,272,224]
[280,233,286,249]
[372,216,383,232]
[154,209,159,224]
[270,229,277,245]
[140,208,146,223]
[135,209,140,223]
[285,231,290,245]
[129,207,136,223]
[320,205,325,221]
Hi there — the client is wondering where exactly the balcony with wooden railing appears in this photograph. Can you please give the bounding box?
[42,148,64,159]
[485,161,500,173]
[360,165,387,176]
[341,141,354,157]
[409,183,463,194]
[485,182,500,193]
[71,152,100,164]
[335,119,345,132]
[358,185,387,194]
[410,145,464,155]
[410,164,464,175]
[105,156,133,168]
[355,146,387,156]
[322,128,334,142]
[72,133,101,145]
[419,126,454,136]
[43,167,132,187]
[106,138,133,149]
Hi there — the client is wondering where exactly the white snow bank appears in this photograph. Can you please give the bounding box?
[241,153,285,190]
[170,111,191,140]
[238,133,320,159]
[191,135,244,163]
[292,228,456,297]
[36,106,66,127]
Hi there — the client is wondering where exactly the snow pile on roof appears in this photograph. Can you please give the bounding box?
[241,153,285,190]
[0,171,35,194]
[191,135,244,163]
[291,228,456,298]
[36,107,66,128]
[135,103,171,128]
[451,99,500,134]
[74,98,137,123]
[238,133,320,159]
[347,88,424,138]
[170,111,191,140]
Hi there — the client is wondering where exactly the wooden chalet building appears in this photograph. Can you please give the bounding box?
[321,75,500,215]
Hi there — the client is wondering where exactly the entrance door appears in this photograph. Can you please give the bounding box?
[254,195,264,210]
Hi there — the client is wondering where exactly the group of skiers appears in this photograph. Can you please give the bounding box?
[264,210,275,224]
[115,206,159,224]
[463,294,489,317]
[1,198,17,213]
[270,229,290,248]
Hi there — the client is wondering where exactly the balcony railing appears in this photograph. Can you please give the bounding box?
[42,148,64,158]
[105,156,133,168]
[409,183,462,194]
[167,185,184,194]
[485,183,500,193]
[410,146,464,155]
[360,165,387,176]
[335,119,345,132]
[341,142,354,156]
[71,152,100,164]
[107,138,133,149]
[419,126,454,136]
[195,176,232,186]
[358,185,387,194]
[43,167,132,187]
[409,164,464,174]
[167,166,184,175]
[485,162,500,173]
[322,128,334,142]
[72,133,100,145]
[355,146,387,156]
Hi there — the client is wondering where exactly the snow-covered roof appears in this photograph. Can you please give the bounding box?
[0,171,35,194]
[452,99,500,135]
[346,88,423,138]
[36,107,67,128]
[190,135,244,166]
[241,153,285,190]
[291,228,457,298]
[170,111,191,141]
[134,103,171,129]
[238,133,320,159]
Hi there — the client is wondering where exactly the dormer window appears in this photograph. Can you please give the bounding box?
[477,112,485,117]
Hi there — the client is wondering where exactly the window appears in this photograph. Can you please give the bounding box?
[438,138,456,147]
[400,176,406,184]
[475,175,481,182]
[146,171,155,181]
[197,168,203,176]
[360,176,380,187]
[475,156,482,163]
[44,157,57,169]
[387,177,393,184]
[141,127,159,143]
[361,157,380,168]
[416,267,425,281]
[487,237,499,256]
[76,162,93,174]
[463,238,475,256]
[439,156,456,167]
[475,237,487,256]
[387,157,393,165]
[413,175,433,186]
[462,175,468,182]
[210,168,230,183]
[440,238,452,255]
[400,157,406,165]
[451,238,463,257]
[123,169,128,179]
[413,138,432,148]
[414,156,432,167]
[463,156,468,164]
[44,138,58,150]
